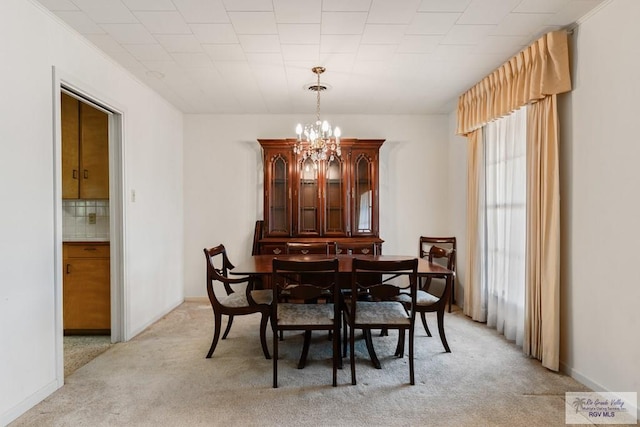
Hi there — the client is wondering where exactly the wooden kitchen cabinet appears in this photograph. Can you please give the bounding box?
[256,138,384,254]
[63,242,110,334]
[61,92,109,200]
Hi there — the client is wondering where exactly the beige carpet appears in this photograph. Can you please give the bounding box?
[13,301,604,426]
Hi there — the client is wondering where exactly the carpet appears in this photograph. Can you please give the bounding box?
[13,301,615,427]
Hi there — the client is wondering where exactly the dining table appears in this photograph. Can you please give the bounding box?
[231,253,453,277]
[231,253,454,369]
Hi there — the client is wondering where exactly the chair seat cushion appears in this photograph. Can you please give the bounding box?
[220,289,272,308]
[396,290,440,306]
[277,303,335,326]
[354,301,410,325]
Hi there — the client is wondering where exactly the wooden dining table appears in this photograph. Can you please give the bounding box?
[231,253,454,278]
[231,253,453,369]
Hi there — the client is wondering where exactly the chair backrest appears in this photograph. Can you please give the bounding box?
[350,258,418,305]
[335,241,378,255]
[419,236,456,271]
[285,242,331,255]
[204,244,236,305]
[272,258,340,303]
[251,220,264,255]
[428,245,455,271]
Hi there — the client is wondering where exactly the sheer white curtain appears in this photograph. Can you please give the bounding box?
[482,106,526,345]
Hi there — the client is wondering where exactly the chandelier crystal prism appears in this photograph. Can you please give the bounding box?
[294,66,341,165]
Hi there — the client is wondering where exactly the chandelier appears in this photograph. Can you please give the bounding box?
[294,66,341,165]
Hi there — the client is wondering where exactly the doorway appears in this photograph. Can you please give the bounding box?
[54,69,125,384]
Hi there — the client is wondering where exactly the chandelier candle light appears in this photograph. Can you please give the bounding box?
[294,66,341,165]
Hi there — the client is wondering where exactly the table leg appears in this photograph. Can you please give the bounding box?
[298,330,312,369]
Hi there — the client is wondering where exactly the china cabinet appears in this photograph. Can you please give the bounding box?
[256,139,384,254]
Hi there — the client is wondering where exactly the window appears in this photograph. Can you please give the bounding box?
[481,106,526,345]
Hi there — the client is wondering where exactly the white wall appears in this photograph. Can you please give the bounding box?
[183,114,449,297]
[0,1,184,423]
[558,0,640,401]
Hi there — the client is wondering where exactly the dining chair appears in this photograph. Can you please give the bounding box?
[335,241,378,255]
[419,236,457,312]
[399,245,454,353]
[343,258,418,385]
[285,241,332,255]
[203,244,273,359]
[271,258,341,388]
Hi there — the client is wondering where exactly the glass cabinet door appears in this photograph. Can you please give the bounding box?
[267,154,290,236]
[297,157,319,235]
[353,153,374,235]
[323,157,347,236]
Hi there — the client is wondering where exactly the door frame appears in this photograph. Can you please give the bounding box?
[52,66,126,385]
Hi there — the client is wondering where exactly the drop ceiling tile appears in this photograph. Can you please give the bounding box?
[417,0,471,12]
[433,43,476,58]
[72,0,138,24]
[356,44,397,61]
[456,0,521,25]
[281,44,320,62]
[441,24,495,45]
[406,13,461,35]
[121,0,175,11]
[105,50,146,69]
[318,53,357,72]
[245,53,285,66]
[155,35,203,53]
[513,0,569,14]
[321,12,367,35]
[361,24,406,44]
[322,0,372,12]
[320,35,361,53]
[54,11,105,34]
[367,0,421,24]
[171,52,214,67]
[278,24,321,44]
[172,0,230,24]
[492,13,555,36]
[123,44,173,61]
[474,35,528,55]
[397,35,442,53]
[222,0,273,11]
[133,11,191,34]
[203,44,246,61]
[100,23,156,43]
[228,12,278,34]
[189,24,238,43]
[273,0,321,24]
[37,0,78,11]
[238,35,281,53]
[85,34,127,53]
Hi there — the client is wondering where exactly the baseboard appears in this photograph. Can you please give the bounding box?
[184,296,208,303]
[1,378,62,426]
[560,361,639,420]
[125,298,184,340]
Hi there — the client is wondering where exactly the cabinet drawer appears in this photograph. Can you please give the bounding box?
[64,243,110,258]
[261,244,286,255]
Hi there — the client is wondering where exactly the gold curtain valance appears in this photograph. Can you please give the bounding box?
[456,30,571,136]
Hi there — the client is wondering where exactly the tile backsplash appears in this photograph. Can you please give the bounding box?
[63,200,109,241]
